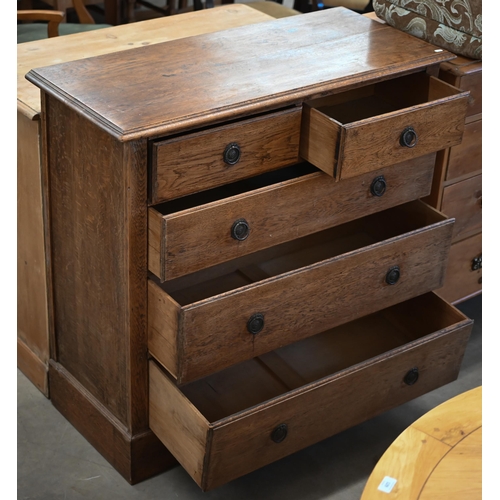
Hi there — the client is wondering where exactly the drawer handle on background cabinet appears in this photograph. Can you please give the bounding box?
[247,313,265,335]
[223,142,241,165]
[271,424,288,443]
[404,367,419,386]
[471,255,482,271]
[231,218,250,241]
[370,176,387,197]
[385,266,400,285]
[400,127,418,148]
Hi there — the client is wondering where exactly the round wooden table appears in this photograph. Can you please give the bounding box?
[361,386,482,499]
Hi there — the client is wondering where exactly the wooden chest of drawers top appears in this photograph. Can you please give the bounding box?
[26,8,457,141]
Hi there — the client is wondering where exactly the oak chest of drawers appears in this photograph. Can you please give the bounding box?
[27,8,473,489]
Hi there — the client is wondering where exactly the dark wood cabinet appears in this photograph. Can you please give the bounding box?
[426,56,482,304]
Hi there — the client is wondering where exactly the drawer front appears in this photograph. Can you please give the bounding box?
[150,108,301,203]
[441,174,482,242]
[149,201,455,384]
[446,118,481,181]
[149,293,473,490]
[439,62,482,117]
[437,233,482,304]
[300,73,469,180]
[148,154,436,281]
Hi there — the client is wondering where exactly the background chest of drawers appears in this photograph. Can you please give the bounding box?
[425,56,482,304]
[27,8,473,490]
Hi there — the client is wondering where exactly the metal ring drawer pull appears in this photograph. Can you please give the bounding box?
[404,367,419,386]
[471,255,482,271]
[223,142,241,165]
[231,218,250,241]
[400,127,418,148]
[271,424,288,443]
[247,313,265,335]
[370,176,387,197]
[385,266,400,285]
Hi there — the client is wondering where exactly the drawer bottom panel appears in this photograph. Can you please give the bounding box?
[150,293,472,490]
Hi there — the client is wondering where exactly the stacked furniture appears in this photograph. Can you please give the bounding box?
[25,8,473,489]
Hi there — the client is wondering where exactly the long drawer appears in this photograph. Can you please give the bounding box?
[149,292,473,491]
[300,72,468,180]
[148,200,454,384]
[150,108,301,204]
[148,155,436,281]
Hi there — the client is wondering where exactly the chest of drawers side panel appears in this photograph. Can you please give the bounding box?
[44,95,149,433]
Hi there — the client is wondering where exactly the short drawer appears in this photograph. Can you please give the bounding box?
[446,119,482,181]
[150,108,301,204]
[441,174,482,242]
[148,200,454,384]
[148,154,436,281]
[150,292,473,490]
[439,59,482,117]
[300,72,469,180]
[437,233,482,304]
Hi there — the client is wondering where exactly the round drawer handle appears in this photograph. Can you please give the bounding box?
[231,218,250,241]
[400,127,418,148]
[271,423,288,443]
[370,176,387,197]
[223,142,241,165]
[404,367,419,386]
[385,266,400,285]
[247,313,265,335]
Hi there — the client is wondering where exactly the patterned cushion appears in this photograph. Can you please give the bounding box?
[373,0,482,59]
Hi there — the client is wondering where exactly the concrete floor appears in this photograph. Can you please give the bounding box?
[18,295,481,499]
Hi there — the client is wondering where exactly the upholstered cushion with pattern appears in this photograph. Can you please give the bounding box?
[373,0,481,59]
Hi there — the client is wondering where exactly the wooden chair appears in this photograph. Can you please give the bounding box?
[17,0,111,43]
[18,0,103,21]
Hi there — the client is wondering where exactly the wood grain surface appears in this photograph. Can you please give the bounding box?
[151,108,301,203]
[360,386,481,500]
[445,119,482,181]
[46,96,149,431]
[302,74,468,180]
[439,58,482,118]
[17,111,49,395]
[437,233,482,304]
[149,294,472,490]
[25,8,456,140]
[17,4,273,119]
[149,155,436,281]
[149,201,455,383]
[441,173,482,243]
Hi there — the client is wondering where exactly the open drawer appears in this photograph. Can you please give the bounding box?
[148,154,436,281]
[149,292,473,490]
[300,72,469,180]
[150,107,301,204]
[148,200,454,384]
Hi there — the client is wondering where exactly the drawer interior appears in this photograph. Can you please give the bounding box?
[178,293,467,422]
[307,72,462,125]
[158,200,447,306]
[152,163,318,214]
